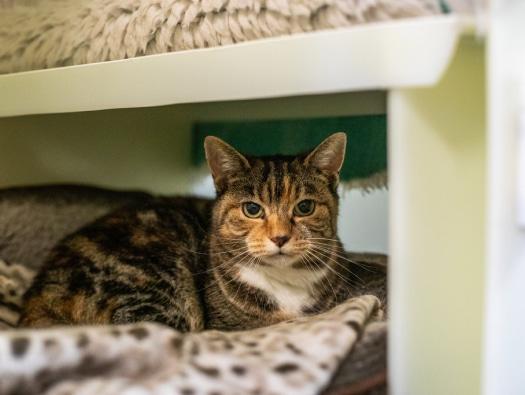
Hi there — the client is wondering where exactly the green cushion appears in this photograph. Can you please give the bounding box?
[192,115,386,183]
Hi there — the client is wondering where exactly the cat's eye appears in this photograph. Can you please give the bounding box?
[242,202,263,218]
[294,199,315,216]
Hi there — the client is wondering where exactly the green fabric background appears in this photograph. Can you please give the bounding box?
[192,115,386,182]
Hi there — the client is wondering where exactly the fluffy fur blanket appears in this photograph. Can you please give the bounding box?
[0,0,440,74]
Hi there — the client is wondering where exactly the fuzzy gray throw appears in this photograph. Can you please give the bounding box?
[0,0,440,74]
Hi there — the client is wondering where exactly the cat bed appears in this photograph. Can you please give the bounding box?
[0,0,442,74]
[0,260,386,395]
[0,258,384,395]
[0,185,388,395]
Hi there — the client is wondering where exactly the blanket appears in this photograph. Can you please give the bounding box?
[0,185,388,394]
[0,0,440,74]
[0,260,383,395]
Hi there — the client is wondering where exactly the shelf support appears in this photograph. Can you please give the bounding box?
[388,36,486,395]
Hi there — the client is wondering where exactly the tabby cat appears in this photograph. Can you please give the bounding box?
[19,132,363,331]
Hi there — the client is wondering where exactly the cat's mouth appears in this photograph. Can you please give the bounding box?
[259,252,300,266]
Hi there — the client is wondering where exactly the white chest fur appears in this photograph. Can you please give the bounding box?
[238,264,327,315]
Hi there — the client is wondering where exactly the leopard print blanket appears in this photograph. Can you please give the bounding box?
[0,260,383,395]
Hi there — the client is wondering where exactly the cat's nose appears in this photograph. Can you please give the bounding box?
[270,235,290,247]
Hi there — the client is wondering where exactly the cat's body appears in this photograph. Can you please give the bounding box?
[20,197,212,330]
[19,133,369,331]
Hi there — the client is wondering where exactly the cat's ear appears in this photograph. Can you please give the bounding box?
[204,136,250,190]
[304,132,347,175]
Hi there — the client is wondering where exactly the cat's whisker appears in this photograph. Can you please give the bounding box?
[179,245,248,256]
[307,242,375,272]
[305,248,361,286]
[312,244,365,268]
[217,240,246,246]
[308,244,354,266]
[201,252,251,270]
[216,242,246,249]
[231,255,260,308]
[303,253,342,316]
[302,251,338,302]
[212,249,252,270]
[216,237,247,243]
[307,246,364,283]
[193,249,252,276]
[198,254,251,292]
[306,239,373,265]
[214,246,249,254]
[303,251,336,291]
[214,237,246,245]
[300,253,336,305]
[306,237,340,242]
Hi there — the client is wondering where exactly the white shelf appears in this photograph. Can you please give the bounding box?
[0,15,464,118]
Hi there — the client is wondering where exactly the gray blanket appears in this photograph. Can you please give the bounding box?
[0,185,387,395]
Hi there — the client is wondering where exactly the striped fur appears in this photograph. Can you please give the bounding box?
[19,133,364,331]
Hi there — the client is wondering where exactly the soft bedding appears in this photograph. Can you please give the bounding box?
[0,185,388,395]
[0,0,442,74]
[0,258,383,395]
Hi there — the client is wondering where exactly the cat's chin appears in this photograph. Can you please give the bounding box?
[258,253,300,267]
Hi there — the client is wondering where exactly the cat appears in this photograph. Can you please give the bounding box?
[19,132,367,331]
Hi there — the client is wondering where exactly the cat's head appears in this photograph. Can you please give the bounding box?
[205,133,346,267]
